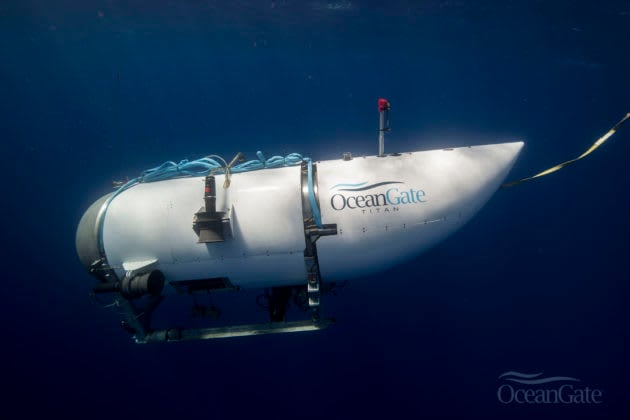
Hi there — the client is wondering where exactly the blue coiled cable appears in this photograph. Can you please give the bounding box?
[109,151,323,227]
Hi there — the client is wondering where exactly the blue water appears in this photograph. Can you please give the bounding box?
[2,1,629,419]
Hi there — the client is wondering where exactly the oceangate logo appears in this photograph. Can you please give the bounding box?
[497,371,603,404]
[329,181,427,213]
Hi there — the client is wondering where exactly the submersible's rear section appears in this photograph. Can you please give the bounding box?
[75,154,339,342]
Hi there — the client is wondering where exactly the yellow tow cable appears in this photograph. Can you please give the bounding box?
[502,112,630,188]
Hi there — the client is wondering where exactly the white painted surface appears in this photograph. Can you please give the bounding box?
[100,142,523,290]
[315,142,524,279]
[103,166,307,289]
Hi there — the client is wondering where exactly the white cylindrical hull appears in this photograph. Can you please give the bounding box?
[103,166,307,288]
[82,141,523,293]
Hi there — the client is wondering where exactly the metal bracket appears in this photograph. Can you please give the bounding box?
[300,160,338,322]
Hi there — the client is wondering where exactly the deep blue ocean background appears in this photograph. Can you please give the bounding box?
[2,1,629,419]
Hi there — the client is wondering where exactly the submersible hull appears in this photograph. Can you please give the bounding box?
[77,142,523,291]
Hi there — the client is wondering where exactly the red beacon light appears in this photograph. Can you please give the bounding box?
[378,98,390,112]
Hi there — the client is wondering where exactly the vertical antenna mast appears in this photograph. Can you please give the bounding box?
[378,98,391,157]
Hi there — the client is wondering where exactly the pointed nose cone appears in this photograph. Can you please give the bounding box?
[314,141,525,280]
[443,141,524,217]
[472,141,524,186]
[408,141,524,232]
